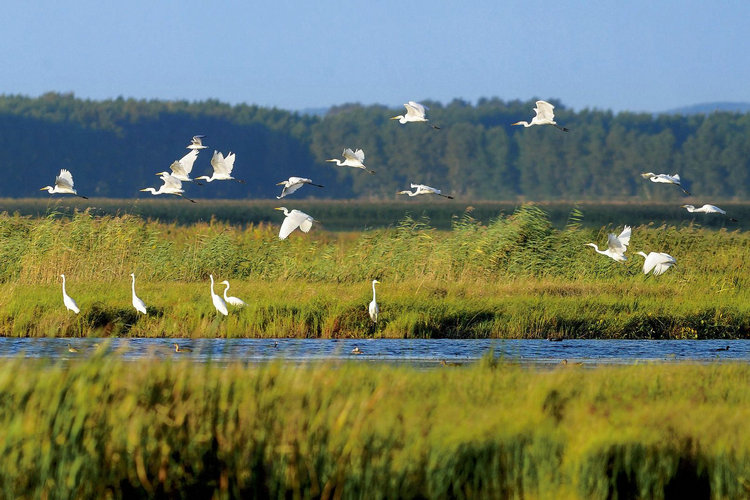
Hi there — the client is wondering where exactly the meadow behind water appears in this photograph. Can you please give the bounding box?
[0,202,747,339]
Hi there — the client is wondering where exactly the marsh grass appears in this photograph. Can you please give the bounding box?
[0,206,748,338]
[0,357,748,498]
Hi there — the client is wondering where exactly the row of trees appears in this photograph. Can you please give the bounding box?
[1,92,748,200]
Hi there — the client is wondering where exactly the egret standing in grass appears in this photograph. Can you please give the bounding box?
[512,100,568,132]
[140,172,196,202]
[60,274,80,314]
[196,151,244,183]
[681,204,737,221]
[274,207,316,240]
[397,183,454,199]
[276,177,324,199]
[369,279,380,323]
[641,172,690,195]
[221,280,246,307]
[635,251,676,276]
[391,101,440,129]
[209,275,228,316]
[40,169,88,199]
[585,226,631,262]
[187,135,207,150]
[326,148,375,174]
[130,273,147,314]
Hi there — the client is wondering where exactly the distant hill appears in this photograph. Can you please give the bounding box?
[663,102,750,115]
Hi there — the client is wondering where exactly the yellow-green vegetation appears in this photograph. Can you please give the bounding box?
[0,205,748,338]
[0,357,748,498]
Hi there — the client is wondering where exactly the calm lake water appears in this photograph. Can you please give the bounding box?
[0,338,747,366]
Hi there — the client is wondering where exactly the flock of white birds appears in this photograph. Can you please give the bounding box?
[41,100,737,325]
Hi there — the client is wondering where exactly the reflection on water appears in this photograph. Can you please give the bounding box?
[0,338,748,366]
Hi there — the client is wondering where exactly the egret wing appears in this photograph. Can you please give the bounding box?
[223,152,236,174]
[210,151,226,175]
[162,173,183,190]
[279,213,303,239]
[617,226,631,248]
[607,232,626,255]
[299,217,314,233]
[56,169,75,189]
[342,148,358,162]
[534,100,555,121]
[281,183,303,197]
[178,150,198,174]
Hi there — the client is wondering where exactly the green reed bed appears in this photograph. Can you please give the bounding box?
[0,206,748,338]
[0,357,748,498]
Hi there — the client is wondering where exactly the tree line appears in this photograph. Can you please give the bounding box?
[0,92,748,200]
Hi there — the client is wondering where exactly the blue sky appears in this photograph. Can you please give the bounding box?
[2,1,748,113]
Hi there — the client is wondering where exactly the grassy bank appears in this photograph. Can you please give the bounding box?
[0,357,748,498]
[2,197,749,230]
[0,207,748,338]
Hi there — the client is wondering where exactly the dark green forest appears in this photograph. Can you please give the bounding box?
[1,92,749,200]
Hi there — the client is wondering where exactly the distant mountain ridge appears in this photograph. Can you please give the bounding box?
[662,102,750,115]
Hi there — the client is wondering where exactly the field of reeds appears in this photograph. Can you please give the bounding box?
[0,356,748,498]
[0,205,748,338]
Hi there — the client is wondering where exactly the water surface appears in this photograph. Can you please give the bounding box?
[1,338,747,367]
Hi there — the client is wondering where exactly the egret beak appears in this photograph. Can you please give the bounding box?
[39,187,47,191]
[274,207,284,211]
[276,181,286,185]
[139,188,149,192]
[390,116,399,120]
[325,159,336,162]
[511,122,521,126]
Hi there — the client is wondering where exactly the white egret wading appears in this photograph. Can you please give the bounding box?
[641,173,690,195]
[369,279,380,323]
[585,226,631,262]
[196,151,244,183]
[397,183,453,199]
[40,169,88,199]
[636,252,676,276]
[130,273,147,314]
[140,172,195,202]
[326,148,375,174]
[512,100,568,132]
[274,207,316,240]
[60,274,80,314]
[276,177,324,199]
[391,101,440,129]
[209,275,228,316]
[221,281,247,307]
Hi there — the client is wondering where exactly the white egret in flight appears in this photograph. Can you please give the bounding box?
[512,100,568,131]
[60,274,80,314]
[276,177,324,199]
[40,169,88,199]
[220,280,247,307]
[391,101,440,129]
[162,150,199,183]
[187,135,207,150]
[681,204,737,221]
[369,279,380,323]
[585,226,631,262]
[397,183,454,199]
[209,275,228,316]
[641,172,690,195]
[196,151,244,183]
[140,172,196,202]
[130,273,147,315]
[326,148,375,174]
[635,251,676,276]
[274,207,316,240]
